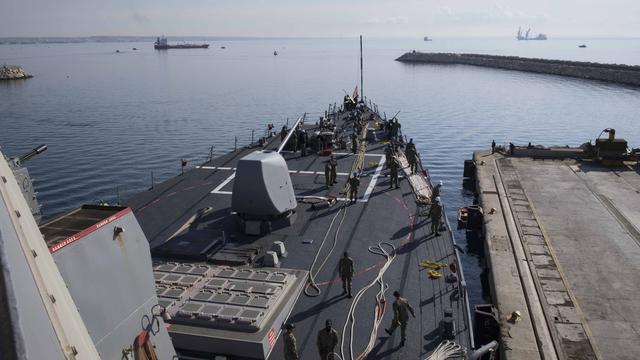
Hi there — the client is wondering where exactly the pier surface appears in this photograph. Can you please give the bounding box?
[474,150,640,360]
[397,52,640,87]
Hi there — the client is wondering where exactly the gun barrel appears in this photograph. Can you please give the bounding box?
[18,144,47,163]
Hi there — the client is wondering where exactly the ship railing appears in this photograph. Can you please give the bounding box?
[443,202,476,350]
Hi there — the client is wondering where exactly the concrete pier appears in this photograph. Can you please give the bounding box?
[396,52,640,87]
[472,150,640,360]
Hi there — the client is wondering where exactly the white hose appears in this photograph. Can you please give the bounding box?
[305,205,348,297]
[340,242,396,360]
[305,119,370,297]
[423,340,466,360]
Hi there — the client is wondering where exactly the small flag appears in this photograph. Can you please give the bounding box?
[352,85,359,100]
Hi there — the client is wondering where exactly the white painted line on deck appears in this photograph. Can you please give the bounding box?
[211,172,236,194]
[332,152,385,157]
[287,170,350,176]
[197,166,236,171]
[362,155,386,202]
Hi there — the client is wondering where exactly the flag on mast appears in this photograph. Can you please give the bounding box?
[352,85,359,101]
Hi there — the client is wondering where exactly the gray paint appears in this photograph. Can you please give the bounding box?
[232,151,297,218]
[0,192,65,360]
[52,211,176,359]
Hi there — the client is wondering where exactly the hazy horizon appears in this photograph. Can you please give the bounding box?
[2,0,639,39]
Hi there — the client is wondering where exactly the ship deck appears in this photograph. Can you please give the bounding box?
[125,105,472,359]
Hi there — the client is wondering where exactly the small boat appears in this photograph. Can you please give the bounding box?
[457,207,469,228]
[274,50,278,56]
[221,46,226,49]
[579,44,587,48]
[132,47,138,50]
[423,36,433,41]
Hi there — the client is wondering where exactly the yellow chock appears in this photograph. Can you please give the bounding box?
[419,261,447,269]
[368,162,379,167]
[429,270,442,279]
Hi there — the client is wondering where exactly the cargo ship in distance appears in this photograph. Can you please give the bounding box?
[517,27,547,40]
[154,36,209,50]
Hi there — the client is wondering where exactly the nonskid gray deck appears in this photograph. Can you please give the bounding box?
[125,107,472,359]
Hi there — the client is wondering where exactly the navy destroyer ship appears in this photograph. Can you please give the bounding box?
[0,39,499,359]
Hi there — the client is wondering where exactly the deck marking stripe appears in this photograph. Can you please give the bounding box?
[332,152,385,157]
[298,170,314,174]
[362,155,386,202]
[217,167,233,170]
[197,166,217,170]
[211,172,235,194]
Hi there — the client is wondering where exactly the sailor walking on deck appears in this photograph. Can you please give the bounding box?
[299,130,308,157]
[384,291,416,347]
[325,155,338,187]
[281,126,288,142]
[384,145,393,169]
[317,320,339,360]
[351,133,358,154]
[389,156,400,189]
[431,180,443,203]
[405,139,418,174]
[338,252,354,298]
[329,155,338,185]
[429,197,443,236]
[284,323,299,360]
[348,172,360,204]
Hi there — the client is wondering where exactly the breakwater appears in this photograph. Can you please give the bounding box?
[0,66,32,80]
[396,52,640,87]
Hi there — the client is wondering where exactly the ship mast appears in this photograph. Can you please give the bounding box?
[360,35,364,101]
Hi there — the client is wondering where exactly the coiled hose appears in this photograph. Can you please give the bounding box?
[340,242,396,360]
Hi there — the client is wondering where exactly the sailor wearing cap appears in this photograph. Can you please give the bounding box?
[317,320,339,360]
[284,323,299,360]
[348,172,360,204]
[429,196,443,236]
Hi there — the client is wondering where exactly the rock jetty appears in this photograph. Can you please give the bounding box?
[0,66,33,80]
[396,52,640,87]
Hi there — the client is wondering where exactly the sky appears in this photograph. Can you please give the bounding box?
[1,0,639,38]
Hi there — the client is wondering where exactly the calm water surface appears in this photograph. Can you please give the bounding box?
[2,38,640,305]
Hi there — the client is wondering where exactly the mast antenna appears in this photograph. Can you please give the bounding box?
[360,35,363,100]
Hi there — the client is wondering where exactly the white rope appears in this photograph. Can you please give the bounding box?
[340,242,397,360]
[305,204,348,297]
[305,117,370,297]
[423,340,466,360]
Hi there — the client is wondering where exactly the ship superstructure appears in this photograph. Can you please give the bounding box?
[517,27,547,40]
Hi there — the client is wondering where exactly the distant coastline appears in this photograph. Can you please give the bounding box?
[0,36,321,45]
[396,51,640,87]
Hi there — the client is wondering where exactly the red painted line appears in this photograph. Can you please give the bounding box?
[49,207,132,253]
[314,192,415,287]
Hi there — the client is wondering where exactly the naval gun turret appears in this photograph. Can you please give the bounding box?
[232,150,297,235]
[5,144,47,223]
